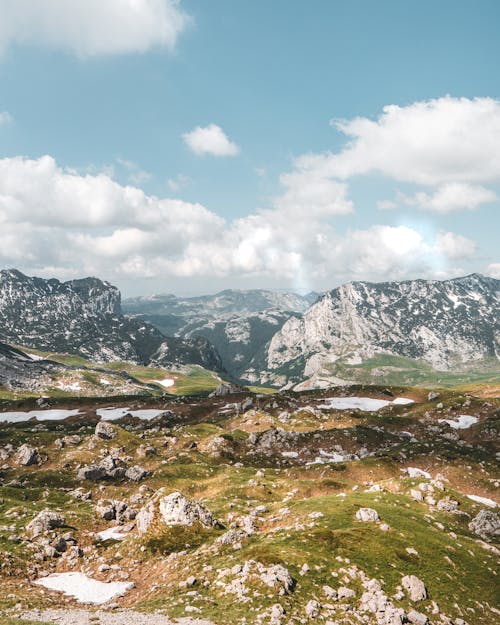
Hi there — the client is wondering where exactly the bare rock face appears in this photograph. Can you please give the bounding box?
[468,509,500,540]
[14,444,41,466]
[95,421,117,440]
[26,510,66,537]
[136,489,215,534]
[401,575,427,601]
[356,507,380,522]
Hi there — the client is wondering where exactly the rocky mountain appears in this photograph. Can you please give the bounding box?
[259,274,500,388]
[123,289,316,379]
[0,269,222,372]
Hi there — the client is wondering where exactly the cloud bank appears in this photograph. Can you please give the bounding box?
[0,154,478,290]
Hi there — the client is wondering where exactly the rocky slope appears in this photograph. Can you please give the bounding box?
[258,274,500,388]
[0,270,222,373]
[123,289,315,379]
[0,385,498,624]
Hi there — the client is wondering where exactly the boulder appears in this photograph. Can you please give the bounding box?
[356,507,380,522]
[407,609,429,625]
[468,509,500,540]
[401,575,427,601]
[437,498,459,513]
[137,490,215,534]
[95,421,117,440]
[260,564,295,594]
[14,444,40,466]
[305,599,321,618]
[125,465,150,482]
[26,510,66,537]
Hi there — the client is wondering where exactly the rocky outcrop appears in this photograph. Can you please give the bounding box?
[136,490,216,534]
[468,509,500,540]
[26,510,66,537]
[401,575,427,601]
[14,444,41,466]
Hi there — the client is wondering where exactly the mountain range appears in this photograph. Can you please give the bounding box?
[0,269,498,391]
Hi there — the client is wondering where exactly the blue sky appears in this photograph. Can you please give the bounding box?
[0,0,499,295]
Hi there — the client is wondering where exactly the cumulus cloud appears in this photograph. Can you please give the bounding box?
[280,97,500,217]
[0,0,189,57]
[435,232,476,260]
[0,155,476,290]
[183,124,240,156]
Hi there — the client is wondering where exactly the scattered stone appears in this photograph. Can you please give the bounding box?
[428,392,440,401]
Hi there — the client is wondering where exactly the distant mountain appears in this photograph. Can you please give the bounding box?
[257,274,500,388]
[0,269,222,372]
[123,289,317,378]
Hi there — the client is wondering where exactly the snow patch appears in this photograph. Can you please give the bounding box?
[281,451,298,458]
[0,409,81,423]
[466,495,497,508]
[34,572,133,604]
[152,378,175,388]
[96,407,165,421]
[96,527,129,541]
[319,396,414,412]
[438,415,478,429]
[405,467,431,479]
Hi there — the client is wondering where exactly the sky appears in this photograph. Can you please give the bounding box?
[0,0,499,296]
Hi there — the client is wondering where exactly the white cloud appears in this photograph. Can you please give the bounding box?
[274,170,353,217]
[0,111,13,125]
[314,96,500,185]
[278,97,500,218]
[183,124,240,156]
[435,232,476,260]
[486,263,500,278]
[0,0,189,57]
[167,173,189,191]
[380,183,497,214]
[0,155,480,290]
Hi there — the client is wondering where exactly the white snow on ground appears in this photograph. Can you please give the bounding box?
[57,382,81,392]
[34,572,134,604]
[27,352,44,361]
[438,415,478,429]
[319,396,414,411]
[467,495,497,508]
[405,467,431,479]
[96,407,165,421]
[0,409,81,423]
[281,451,299,458]
[96,527,129,541]
[307,449,353,465]
[152,378,175,388]
[100,378,111,385]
